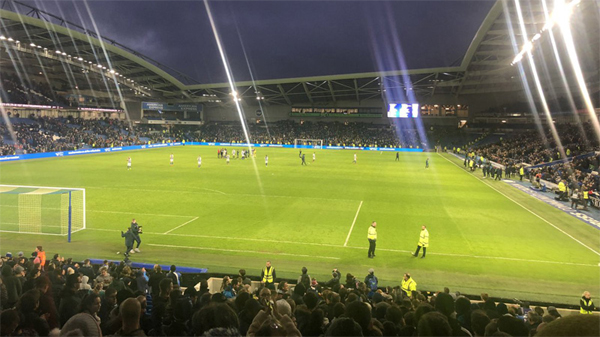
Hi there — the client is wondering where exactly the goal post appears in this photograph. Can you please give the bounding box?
[294,139,323,149]
[0,185,85,242]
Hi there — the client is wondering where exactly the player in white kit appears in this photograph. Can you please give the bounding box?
[353,153,357,164]
[265,155,268,167]
[127,157,131,170]
[226,155,230,164]
[197,156,202,168]
[312,152,316,162]
[170,153,174,165]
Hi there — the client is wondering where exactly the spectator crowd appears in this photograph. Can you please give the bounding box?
[0,117,436,157]
[0,247,597,337]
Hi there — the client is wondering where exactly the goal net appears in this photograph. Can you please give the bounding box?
[294,139,323,149]
[0,185,85,242]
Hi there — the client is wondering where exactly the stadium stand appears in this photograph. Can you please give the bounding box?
[0,250,597,337]
[0,116,452,156]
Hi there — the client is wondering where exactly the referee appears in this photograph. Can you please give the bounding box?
[367,221,377,258]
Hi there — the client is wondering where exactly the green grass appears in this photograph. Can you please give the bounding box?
[0,147,598,304]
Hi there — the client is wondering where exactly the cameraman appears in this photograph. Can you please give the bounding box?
[130,218,142,253]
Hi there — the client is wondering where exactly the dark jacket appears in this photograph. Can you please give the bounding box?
[1,272,22,306]
[122,229,135,248]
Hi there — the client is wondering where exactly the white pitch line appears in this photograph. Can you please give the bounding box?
[163,217,199,234]
[202,188,227,195]
[148,243,340,260]
[345,246,598,268]
[71,229,599,267]
[438,153,600,257]
[88,209,192,218]
[86,186,358,203]
[344,200,363,247]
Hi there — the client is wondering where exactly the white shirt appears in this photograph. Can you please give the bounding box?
[198,157,202,164]
[265,156,268,163]
[313,154,316,159]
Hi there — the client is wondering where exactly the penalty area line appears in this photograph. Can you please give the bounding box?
[438,153,600,257]
[163,217,199,234]
[148,243,340,260]
[344,200,363,247]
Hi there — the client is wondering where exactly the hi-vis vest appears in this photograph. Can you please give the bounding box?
[262,267,274,283]
[520,167,524,175]
[368,226,377,240]
[581,298,594,314]
[418,229,429,247]
[558,182,566,192]
[401,278,417,297]
[584,191,589,199]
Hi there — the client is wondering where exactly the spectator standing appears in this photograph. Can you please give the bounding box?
[148,264,165,298]
[297,267,310,290]
[1,265,22,308]
[364,268,378,299]
[115,297,146,336]
[58,274,83,327]
[167,264,182,287]
[34,246,46,270]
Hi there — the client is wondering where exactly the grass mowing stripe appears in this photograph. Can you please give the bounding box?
[85,228,596,267]
[438,153,600,257]
[344,200,363,246]
[88,209,192,218]
[86,186,360,202]
[345,246,599,268]
[163,216,199,234]
[86,228,346,248]
[148,243,340,260]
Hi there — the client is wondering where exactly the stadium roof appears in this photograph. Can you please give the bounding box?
[0,0,597,107]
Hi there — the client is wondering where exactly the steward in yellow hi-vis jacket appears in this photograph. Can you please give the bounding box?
[367,221,377,258]
[413,225,429,258]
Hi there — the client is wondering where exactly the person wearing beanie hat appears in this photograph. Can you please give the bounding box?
[364,268,378,299]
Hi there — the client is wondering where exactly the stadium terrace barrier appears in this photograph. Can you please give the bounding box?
[0,141,423,162]
[88,258,208,274]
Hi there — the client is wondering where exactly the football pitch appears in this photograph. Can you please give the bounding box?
[0,146,598,304]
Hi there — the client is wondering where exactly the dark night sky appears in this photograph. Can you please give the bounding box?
[23,1,495,84]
